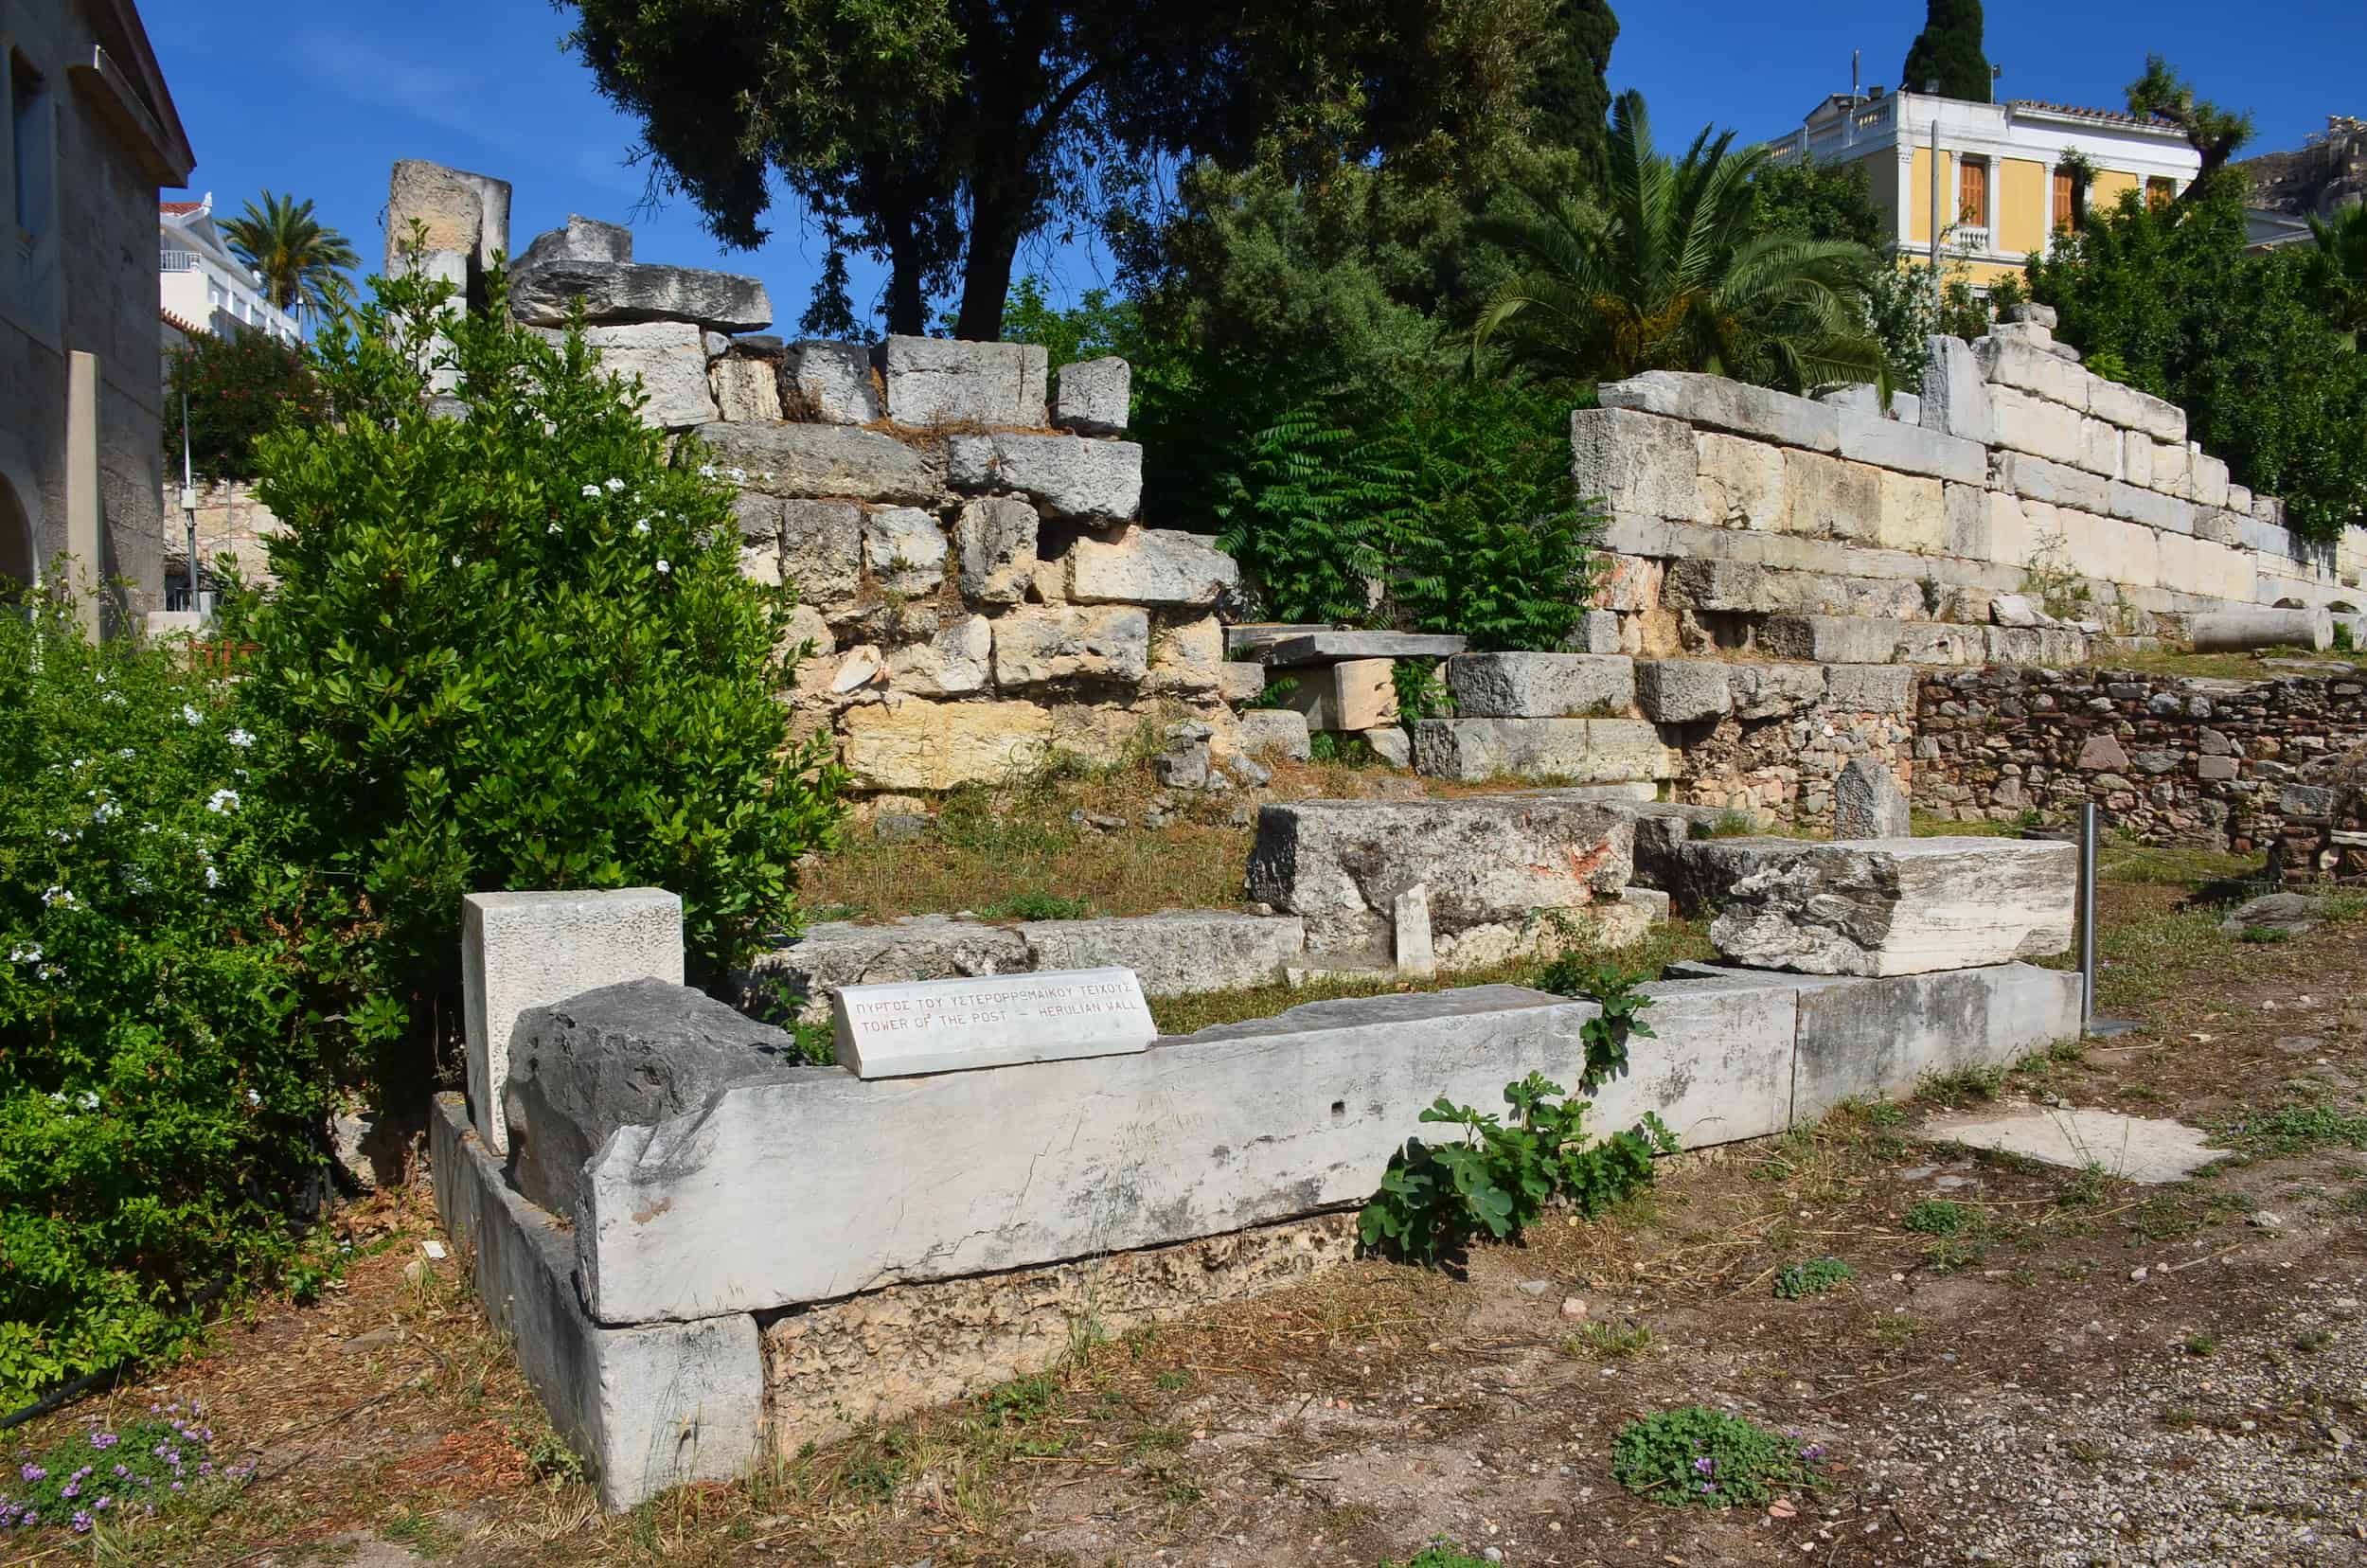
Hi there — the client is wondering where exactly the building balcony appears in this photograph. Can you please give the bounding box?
[160,248,200,272]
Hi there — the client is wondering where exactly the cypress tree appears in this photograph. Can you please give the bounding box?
[1525,0,1621,183]
[1900,0,1993,102]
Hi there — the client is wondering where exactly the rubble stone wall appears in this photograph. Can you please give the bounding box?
[1577,320,2367,666]
[1913,667,2367,852]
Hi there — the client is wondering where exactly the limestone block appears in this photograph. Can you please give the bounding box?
[430,1097,762,1509]
[510,260,773,333]
[1019,911,1306,999]
[1757,614,1897,664]
[709,357,784,422]
[515,214,631,269]
[1835,409,1985,485]
[2081,374,2150,434]
[1570,609,1624,654]
[1831,758,1911,840]
[952,496,1038,604]
[2193,508,2246,547]
[2226,483,2252,516]
[2056,509,2159,591]
[1145,615,1227,697]
[1920,336,1996,444]
[1446,652,1635,718]
[2158,531,2254,602]
[695,423,945,506]
[1053,357,1130,435]
[1256,631,1468,665]
[1989,449,2110,515]
[2121,431,2154,490]
[462,888,684,1153]
[778,500,866,615]
[863,507,948,596]
[880,336,1048,428]
[2122,389,2186,445]
[546,322,718,428]
[887,615,992,696]
[1987,384,2084,466]
[1818,383,1919,424]
[2189,606,2332,652]
[783,341,881,425]
[503,980,802,1220]
[748,917,1031,1025]
[1874,469,1948,553]
[1218,661,1270,704]
[1597,371,1840,453]
[1979,335,2087,410]
[385,159,510,279]
[1706,838,2076,977]
[1635,659,1730,722]
[2073,416,2123,480]
[2107,481,2195,535]
[2188,452,2231,509]
[1787,964,2082,1120]
[976,434,1144,522]
[840,699,1057,789]
[731,492,783,584]
[832,969,1153,1078]
[1782,449,1883,540]
[1729,662,1826,720]
[1282,658,1397,732]
[1410,718,1676,785]
[1892,623,1984,665]
[990,605,1150,686]
[1236,708,1313,762]
[1692,431,1789,529]
[1942,482,1997,559]
[1824,663,1915,714]
[1245,793,1637,958]
[1571,408,1700,520]
[2151,440,2189,496]
[1362,726,1415,769]
[1066,526,1237,605]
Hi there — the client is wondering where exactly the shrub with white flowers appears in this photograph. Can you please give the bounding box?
[0,592,362,1405]
[222,259,845,1097]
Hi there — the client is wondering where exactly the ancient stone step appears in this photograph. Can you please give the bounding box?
[1255,631,1469,668]
[1410,717,1676,785]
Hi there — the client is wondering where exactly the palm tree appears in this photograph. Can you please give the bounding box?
[218,192,359,326]
[2306,202,2367,347]
[1470,91,1891,393]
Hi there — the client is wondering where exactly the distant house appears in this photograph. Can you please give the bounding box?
[2234,114,2367,254]
[0,0,193,625]
[160,193,300,343]
[1767,87,2202,288]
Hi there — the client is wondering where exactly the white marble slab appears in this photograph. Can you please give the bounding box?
[830,967,1154,1078]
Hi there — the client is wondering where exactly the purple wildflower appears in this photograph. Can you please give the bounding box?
[18,1465,43,1484]
[71,1509,93,1534]
[95,1496,111,1511]
[61,1482,79,1499]
[1693,1456,1715,1475]
[170,1481,183,1492]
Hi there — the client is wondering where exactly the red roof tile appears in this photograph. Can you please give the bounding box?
[2010,99,2178,129]
[161,307,203,335]
[160,200,204,216]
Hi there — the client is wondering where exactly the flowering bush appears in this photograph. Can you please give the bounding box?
[1611,1405,1827,1507]
[0,1402,247,1533]
[0,596,368,1404]
[162,328,326,480]
[222,263,843,1089]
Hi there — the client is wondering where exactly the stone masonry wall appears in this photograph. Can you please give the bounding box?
[1913,667,2367,852]
[383,172,1259,794]
[1576,316,2367,668]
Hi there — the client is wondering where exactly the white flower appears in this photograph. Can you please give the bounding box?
[9,944,39,963]
[245,1089,260,1107]
[46,829,71,844]
[654,559,671,576]
[41,885,74,908]
[116,747,135,759]
[452,554,464,568]
[181,705,204,727]
[101,691,124,705]
[76,1092,98,1112]
[698,464,716,478]
[47,1092,66,1108]
[632,519,650,536]
[94,671,107,686]
[605,476,626,493]
[547,523,561,535]
[728,467,747,482]
[92,801,118,825]
[206,789,240,814]
[204,864,221,889]
[759,472,774,483]
[580,484,602,499]
[35,964,61,982]
[227,728,254,750]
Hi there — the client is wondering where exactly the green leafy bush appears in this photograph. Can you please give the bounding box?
[224,265,845,1086]
[1772,1256,1855,1299]
[1612,1405,1826,1507]
[1903,1199,1972,1235]
[1536,959,1658,1088]
[0,597,364,1404]
[162,328,326,481]
[1215,382,1601,650]
[1359,1072,1676,1265]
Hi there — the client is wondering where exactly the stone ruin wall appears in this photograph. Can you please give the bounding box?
[1914,667,2367,863]
[1575,320,2367,667]
[374,163,1258,799]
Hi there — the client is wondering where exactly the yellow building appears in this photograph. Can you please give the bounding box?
[1767,89,2202,286]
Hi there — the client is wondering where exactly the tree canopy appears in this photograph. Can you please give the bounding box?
[216,191,357,320]
[563,0,1557,339]
[1900,0,1991,101]
[2124,55,2254,180]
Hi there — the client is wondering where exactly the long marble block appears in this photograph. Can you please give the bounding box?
[1706,838,2076,977]
[463,887,683,1153]
[831,967,1154,1078]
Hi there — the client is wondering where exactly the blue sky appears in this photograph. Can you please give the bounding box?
[151,0,2364,333]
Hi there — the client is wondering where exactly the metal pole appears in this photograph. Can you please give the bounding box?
[1927,88,1943,315]
[2078,801,2098,1032]
[180,391,201,616]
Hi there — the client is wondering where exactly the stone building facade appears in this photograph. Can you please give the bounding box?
[0,0,191,624]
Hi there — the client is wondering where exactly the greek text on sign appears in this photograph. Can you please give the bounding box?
[829,967,1157,1078]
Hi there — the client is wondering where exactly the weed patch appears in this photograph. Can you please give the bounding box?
[1611,1406,1827,1507]
[1773,1257,1854,1299]
[1565,1321,1656,1360]
[1903,1200,1974,1236]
